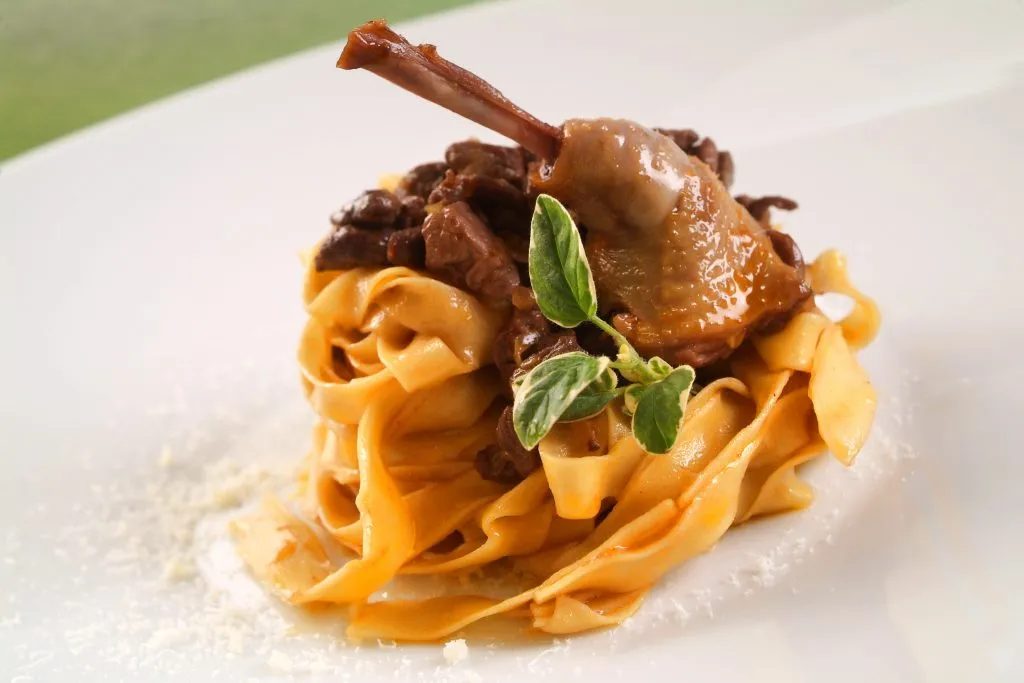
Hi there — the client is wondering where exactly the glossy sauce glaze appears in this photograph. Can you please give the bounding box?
[534,118,808,365]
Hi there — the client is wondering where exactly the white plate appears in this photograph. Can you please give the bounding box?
[3,0,1024,680]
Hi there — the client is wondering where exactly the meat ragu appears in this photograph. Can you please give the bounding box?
[322,20,812,482]
[335,20,810,369]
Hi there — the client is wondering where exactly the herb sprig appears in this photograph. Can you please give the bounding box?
[512,195,696,454]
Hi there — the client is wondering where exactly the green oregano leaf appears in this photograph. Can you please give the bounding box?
[528,194,598,328]
[622,384,647,416]
[646,356,672,380]
[518,195,701,456]
[512,352,610,449]
[631,366,697,454]
[559,368,619,422]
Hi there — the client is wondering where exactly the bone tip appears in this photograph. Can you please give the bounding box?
[337,19,397,70]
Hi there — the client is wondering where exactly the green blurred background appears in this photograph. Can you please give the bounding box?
[0,0,481,160]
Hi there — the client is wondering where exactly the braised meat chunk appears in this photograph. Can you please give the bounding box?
[317,137,534,281]
[316,225,391,271]
[492,287,580,388]
[534,119,809,366]
[316,188,428,271]
[397,161,447,200]
[422,201,520,305]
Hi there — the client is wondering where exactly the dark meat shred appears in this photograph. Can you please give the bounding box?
[342,189,404,228]
[492,287,580,388]
[474,445,519,485]
[386,226,426,268]
[399,195,427,227]
[717,151,735,189]
[430,141,534,264]
[429,169,525,207]
[422,201,521,304]
[475,406,540,485]
[694,137,719,171]
[430,172,532,262]
[657,128,736,188]
[736,194,799,228]
[397,162,448,200]
[658,128,700,150]
[318,141,536,279]
[445,141,528,187]
[575,321,617,359]
[317,190,430,271]
[315,225,391,271]
[514,333,581,380]
[767,229,807,275]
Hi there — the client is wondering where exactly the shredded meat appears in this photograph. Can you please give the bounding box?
[445,141,528,186]
[316,225,391,271]
[481,288,583,484]
[338,188,403,227]
[657,128,735,188]
[767,229,806,275]
[422,201,520,304]
[397,161,447,200]
[492,287,580,388]
[386,226,426,267]
[318,138,534,284]
[475,406,540,485]
[736,194,799,229]
[430,141,534,263]
[316,189,428,271]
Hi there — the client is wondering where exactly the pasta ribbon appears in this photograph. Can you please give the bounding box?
[233,251,879,640]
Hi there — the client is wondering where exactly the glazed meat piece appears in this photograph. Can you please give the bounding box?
[337,188,403,227]
[445,141,528,187]
[534,119,810,365]
[338,20,810,366]
[397,161,448,200]
[421,201,521,304]
[386,226,427,267]
[318,139,533,279]
[316,188,428,271]
[316,225,391,271]
[430,141,534,263]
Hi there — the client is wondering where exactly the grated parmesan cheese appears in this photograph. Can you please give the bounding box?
[6,366,920,679]
[442,638,469,664]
